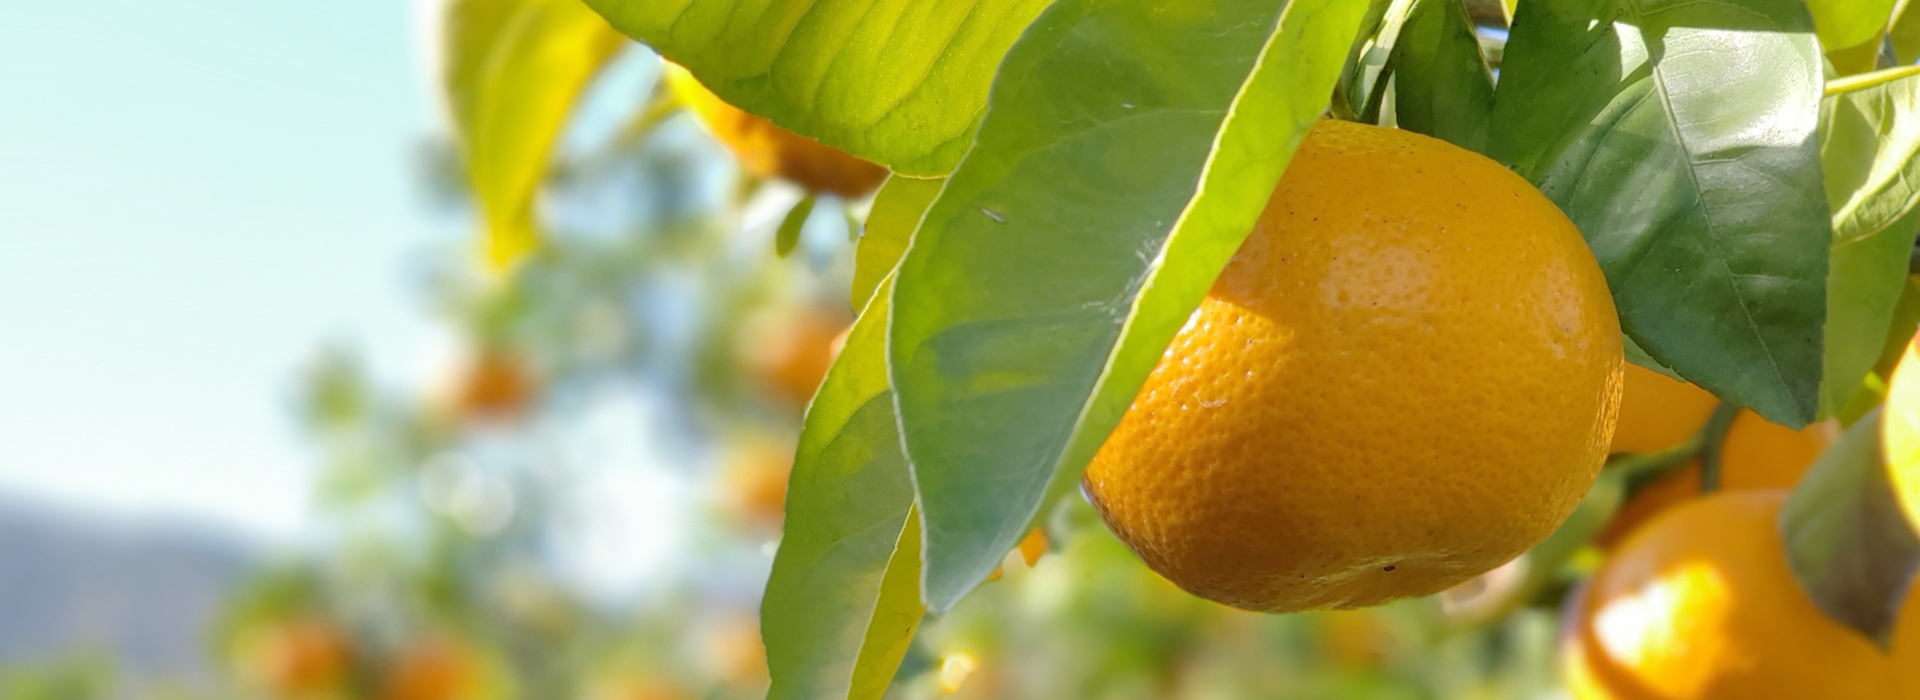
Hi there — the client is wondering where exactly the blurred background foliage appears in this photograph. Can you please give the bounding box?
[0,24,1581,699]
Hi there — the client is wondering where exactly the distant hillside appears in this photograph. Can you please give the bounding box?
[0,496,256,690]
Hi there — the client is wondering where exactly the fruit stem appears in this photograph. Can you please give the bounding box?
[1604,439,1700,481]
[1694,402,1742,493]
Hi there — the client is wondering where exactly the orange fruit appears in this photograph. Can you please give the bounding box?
[1609,364,1721,455]
[984,528,1049,581]
[699,613,769,691]
[1016,527,1048,567]
[719,438,794,530]
[741,306,851,409]
[1081,119,1623,613]
[382,638,480,700]
[1596,410,1835,548]
[1563,490,1916,699]
[663,65,887,197]
[437,345,536,424]
[237,615,349,697]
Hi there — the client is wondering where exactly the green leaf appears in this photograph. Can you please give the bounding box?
[887,0,1371,612]
[1820,68,1920,417]
[762,278,924,700]
[1337,0,1417,123]
[581,0,1055,176]
[1390,0,1496,152]
[776,195,817,258]
[1493,0,1831,427]
[442,0,628,269]
[1893,0,1920,63]
[1779,407,1920,647]
[854,176,943,311]
[1808,0,1897,52]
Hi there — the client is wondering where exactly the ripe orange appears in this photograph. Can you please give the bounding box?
[740,306,851,409]
[719,437,795,530]
[436,345,536,424]
[236,615,349,697]
[1081,119,1623,613]
[1563,490,1916,699]
[984,528,1050,581]
[1608,364,1721,455]
[698,613,769,691]
[382,638,480,700]
[1596,411,1835,548]
[663,65,887,197]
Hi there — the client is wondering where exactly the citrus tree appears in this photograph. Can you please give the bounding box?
[437,0,1920,697]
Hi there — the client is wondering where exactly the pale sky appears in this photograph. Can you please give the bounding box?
[0,1,443,540]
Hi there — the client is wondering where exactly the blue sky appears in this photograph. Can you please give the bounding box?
[0,1,444,540]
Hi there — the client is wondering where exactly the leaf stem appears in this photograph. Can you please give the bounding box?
[1695,402,1742,493]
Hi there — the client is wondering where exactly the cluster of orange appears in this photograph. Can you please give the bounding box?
[1563,365,1920,699]
[232,620,498,700]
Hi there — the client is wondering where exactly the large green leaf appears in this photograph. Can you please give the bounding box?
[1807,0,1897,52]
[762,278,923,700]
[581,0,1054,176]
[443,0,628,269]
[886,0,1371,612]
[853,176,942,311]
[1390,0,1496,152]
[1493,0,1831,426]
[1779,407,1920,646]
[1821,68,1920,416]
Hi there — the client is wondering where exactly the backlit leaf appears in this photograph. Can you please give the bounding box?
[887,0,1371,611]
[1807,0,1896,52]
[442,0,628,269]
[853,176,942,311]
[1820,67,1920,416]
[762,278,923,700]
[580,0,1054,176]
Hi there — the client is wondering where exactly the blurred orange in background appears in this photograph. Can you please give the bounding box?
[738,305,850,410]
[433,345,539,426]
[231,614,350,698]
[380,636,492,700]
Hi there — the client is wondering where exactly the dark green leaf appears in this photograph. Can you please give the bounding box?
[1390,0,1496,152]
[763,279,923,700]
[1494,0,1831,426]
[1779,407,1920,647]
[776,195,817,258]
[442,0,627,268]
[854,177,943,311]
[887,0,1371,612]
[581,0,1054,176]
[1820,68,1920,416]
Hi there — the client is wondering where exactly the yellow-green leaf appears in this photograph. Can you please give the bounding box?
[853,176,942,311]
[582,0,1054,177]
[442,0,627,270]
[1808,0,1897,52]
